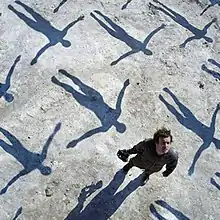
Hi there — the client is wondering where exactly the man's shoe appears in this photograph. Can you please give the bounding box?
[122,164,131,173]
[141,174,149,185]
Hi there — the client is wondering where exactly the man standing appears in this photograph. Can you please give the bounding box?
[117,127,178,184]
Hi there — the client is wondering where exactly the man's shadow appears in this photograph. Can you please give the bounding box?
[210,172,220,190]
[202,59,220,80]
[90,10,166,66]
[200,0,220,16]
[121,0,132,10]
[150,0,216,48]
[0,55,21,102]
[51,69,129,148]
[159,88,220,176]
[150,200,190,220]
[12,207,22,220]
[53,0,68,13]
[8,1,84,65]
[0,122,61,194]
[64,169,144,220]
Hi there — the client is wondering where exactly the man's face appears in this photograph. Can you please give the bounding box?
[155,136,171,155]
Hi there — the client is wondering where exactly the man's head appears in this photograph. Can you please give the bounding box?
[153,127,172,155]
[61,39,71,47]
[115,122,126,133]
[4,93,14,102]
[143,49,153,55]
[204,36,213,43]
[38,165,52,175]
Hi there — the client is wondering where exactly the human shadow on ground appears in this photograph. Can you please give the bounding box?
[121,0,132,10]
[64,169,144,220]
[0,55,21,102]
[150,200,190,220]
[51,69,129,148]
[12,207,22,220]
[8,1,84,65]
[159,88,220,176]
[0,123,61,194]
[210,172,220,190]
[202,59,220,80]
[53,0,68,13]
[90,10,166,66]
[200,0,220,16]
[150,0,216,48]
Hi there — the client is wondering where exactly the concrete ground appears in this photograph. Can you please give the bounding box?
[0,0,219,219]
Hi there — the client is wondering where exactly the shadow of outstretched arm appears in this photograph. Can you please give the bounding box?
[31,43,51,65]
[53,0,68,13]
[66,126,106,148]
[5,55,21,88]
[200,4,212,16]
[111,50,137,66]
[121,0,132,10]
[62,15,84,34]
[179,36,197,48]
[12,207,22,220]
[143,23,166,46]
[203,18,217,32]
[0,169,28,195]
[115,79,130,111]
[188,141,212,176]
[41,122,61,159]
[210,103,220,131]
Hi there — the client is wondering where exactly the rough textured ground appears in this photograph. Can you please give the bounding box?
[0,0,219,219]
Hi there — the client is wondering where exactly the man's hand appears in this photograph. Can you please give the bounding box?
[117,149,129,162]
[15,55,21,63]
[78,15,85,21]
[124,79,130,87]
[212,18,217,22]
[161,23,166,28]
[162,171,169,177]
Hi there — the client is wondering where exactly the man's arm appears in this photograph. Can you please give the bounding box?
[31,43,51,65]
[163,151,178,177]
[126,140,147,154]
[0,169,28,194]
[115,79,130,112]
[62,15,84,34]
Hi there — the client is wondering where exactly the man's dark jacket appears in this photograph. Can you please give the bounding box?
[127,138,178,176]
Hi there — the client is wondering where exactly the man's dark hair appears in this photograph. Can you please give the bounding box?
[153,127,173,143]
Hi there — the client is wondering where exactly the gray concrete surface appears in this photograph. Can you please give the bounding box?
[0,0,219,219]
